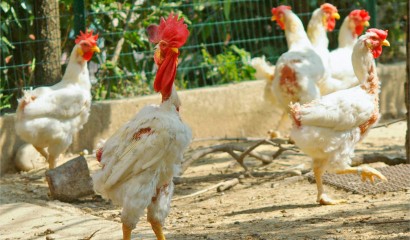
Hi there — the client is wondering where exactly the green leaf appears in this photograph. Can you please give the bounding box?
[0,2,10,13]
[1,36,15,49]
[223,0,231,21]
[10,7,22,28]
[31,58,36,72]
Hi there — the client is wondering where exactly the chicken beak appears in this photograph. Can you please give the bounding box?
[77,47,84,56]
[171,48,179,54]
[363,21,370,27]
[271,15,277,21]
[333,12,340,20]
[382,39,390,47]
[92,46,101,53]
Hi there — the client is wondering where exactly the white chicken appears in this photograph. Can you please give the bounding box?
[15,30,100,169]
[289,29,390,205]
[92,14,192,240]
[329,9,371,84]
[307,3,340,71]
[263,5,327,137]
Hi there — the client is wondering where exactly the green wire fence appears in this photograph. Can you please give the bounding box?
[0,0,407,114]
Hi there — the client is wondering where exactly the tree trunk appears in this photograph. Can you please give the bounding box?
[33,0,61,85]
[406,1,410,164]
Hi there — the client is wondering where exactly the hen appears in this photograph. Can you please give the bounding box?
[289,29,390,205]
[307,3,340,71]
[263,5,327,137]
[92,14,192,240]
[329,10,370,84]
[15,30,100,169]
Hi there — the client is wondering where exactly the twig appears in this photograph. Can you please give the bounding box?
[193,137,290,144]
[110,0,138,64]
[351,154,406,166]
[173,179,238,201]
[182,138,297,174]
[372,118,406,129]
[81,229,101,240]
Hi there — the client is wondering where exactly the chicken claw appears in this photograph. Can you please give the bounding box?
[357,165,387,183]
[318,193,347,205]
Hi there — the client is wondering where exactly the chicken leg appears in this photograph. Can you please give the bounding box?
[122,223,132,240]
[34,146,49,160]
[313,164,347,205]
[149,219,166,240]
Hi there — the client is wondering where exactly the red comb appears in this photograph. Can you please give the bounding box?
[320,3,338,13]
[75,29,98,46]
[271,5,291,15]
[148,13,189,48]
[349,10,370,21]
[367,28,388,40]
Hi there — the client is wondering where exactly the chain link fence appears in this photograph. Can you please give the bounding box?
[0,0,407,114]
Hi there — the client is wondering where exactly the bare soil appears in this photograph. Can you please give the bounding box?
[1,121,409,240]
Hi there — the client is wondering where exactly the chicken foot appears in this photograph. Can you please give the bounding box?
[268,112,289,138]
[313,165,347,205]
[336,165,387,183]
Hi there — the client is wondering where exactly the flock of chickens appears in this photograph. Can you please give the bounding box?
[13,3,390,240]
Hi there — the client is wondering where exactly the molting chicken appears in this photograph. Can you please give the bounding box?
[289,29,389,205]
[264,5,329,137]
[92,14,192,240]
[15,30,100,169]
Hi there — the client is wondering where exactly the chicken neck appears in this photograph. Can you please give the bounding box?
[60,45,91,90]
[283,10,312,50]
[352,39,379,94]
[307,8,329,49]
[338,17,357,48]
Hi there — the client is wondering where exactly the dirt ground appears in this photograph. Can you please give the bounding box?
[1,121,409,240]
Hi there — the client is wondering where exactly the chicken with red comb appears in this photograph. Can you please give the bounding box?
[307,3,340,75]
[289,29,389,205]
[92,13,192,240]
[15,29,99,170]
[261,5,326,138]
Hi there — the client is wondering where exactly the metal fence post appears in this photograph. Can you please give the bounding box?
[367,0,377,27]
[74,0,86,35]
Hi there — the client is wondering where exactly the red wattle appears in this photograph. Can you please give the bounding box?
[154,51,178,101]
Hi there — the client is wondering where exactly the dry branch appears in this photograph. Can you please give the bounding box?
[352,154,407,166]
[181,138,297,174]
[372,118,406,129]
[173,178,239,201]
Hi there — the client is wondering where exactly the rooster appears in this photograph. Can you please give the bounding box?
[289,29,390,205]
[329,10,371,84]
[15,30,100,169]
[92,14,192,240]
[262,5,327,137]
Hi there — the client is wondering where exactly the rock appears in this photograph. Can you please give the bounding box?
[45,156,94,202]
[14,144,46,171]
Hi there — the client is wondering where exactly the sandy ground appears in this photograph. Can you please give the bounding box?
[0,121,409,240]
